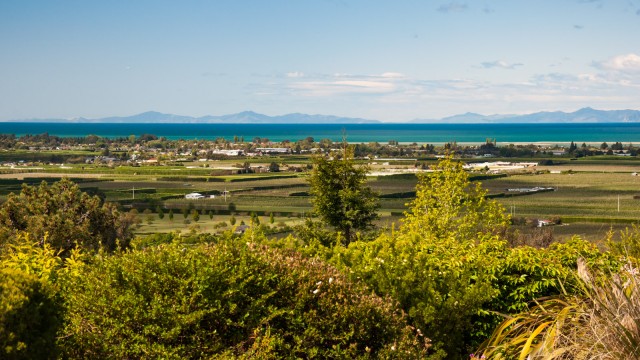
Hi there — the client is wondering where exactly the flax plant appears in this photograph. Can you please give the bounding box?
[476,258,640,359]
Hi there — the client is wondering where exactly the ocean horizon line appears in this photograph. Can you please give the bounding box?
[3,122,640,144]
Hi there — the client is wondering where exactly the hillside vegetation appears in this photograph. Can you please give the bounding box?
[1,156,638,359]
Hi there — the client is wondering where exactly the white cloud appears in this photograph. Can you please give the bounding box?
[247,68,640,120]
[333,80,394,89]
[290,79,396,96]
[594,53,640,72]
[481,60,523,70]
[381,72,405,78]
[286,71,305,78]
[283,72,410,96]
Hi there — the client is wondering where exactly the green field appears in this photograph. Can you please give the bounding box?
[2,157,640,242]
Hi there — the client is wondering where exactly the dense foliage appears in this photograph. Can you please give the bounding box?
[61,238,429,359]
[0,235,76,360]
[327,157,618,358]
[0,267,61,360]
[0,232,429,359]
[0,159,634,359]
[477,258,640,359]
[402,157,509,241]
[0,179,136,255]
[308,146,379,244]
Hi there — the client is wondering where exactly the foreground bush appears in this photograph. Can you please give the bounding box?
[0,179,137,255]
[477,258,640,359]
[0,268,62,360]
[0,235,79,360]
[59,238,428,359]
[327,158,618,358]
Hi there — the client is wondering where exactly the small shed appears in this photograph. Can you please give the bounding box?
[185,192,205,200]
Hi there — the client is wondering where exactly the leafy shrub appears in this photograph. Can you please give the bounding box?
[608,224,640,262]
[0,236,73,360]
[336,227,617,358]
[477,258,638,359]
[0,179,136,255]
[329,157,618,358]
[59,238,429,359]
[0,268,61,360]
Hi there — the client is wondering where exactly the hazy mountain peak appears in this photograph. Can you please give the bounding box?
[6,108,640,124]
[411,108,640,123]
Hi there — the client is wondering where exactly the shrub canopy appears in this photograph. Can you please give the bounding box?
[59,238,429,359]
[0,179,136,255]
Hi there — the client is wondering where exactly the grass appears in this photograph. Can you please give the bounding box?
[4,157,640,239]
[485,172,640,221]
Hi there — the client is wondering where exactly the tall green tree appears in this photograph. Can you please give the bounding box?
[308,146,379,245]
[332,157,617,357]
[403,156,509,241]
[0,179,136,255]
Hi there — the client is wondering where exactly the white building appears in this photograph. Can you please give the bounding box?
[211,149,244,156]
[256,147,290,154]
[185,192,205,200]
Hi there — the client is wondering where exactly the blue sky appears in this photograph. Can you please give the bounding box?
[1,0,639,121]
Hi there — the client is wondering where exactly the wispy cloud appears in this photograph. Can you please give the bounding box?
[287,73,403,96]
[246,67,640,120]
[380,72,405,79]
[437,2,468,13]
[286,71,305,78]
[480,60,524,70]
[574,24,584,29]
[593,53,640,72]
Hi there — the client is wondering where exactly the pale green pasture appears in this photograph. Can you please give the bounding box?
[484,172,640,221]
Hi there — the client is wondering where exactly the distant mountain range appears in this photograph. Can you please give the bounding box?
[15,111,377,124]
[411,107,640,123]
[8,107,640,124]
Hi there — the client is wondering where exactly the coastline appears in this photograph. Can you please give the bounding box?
[2,122,640,144]
[395,141,640,146]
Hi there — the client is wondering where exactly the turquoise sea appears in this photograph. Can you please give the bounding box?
[2,123,640,144]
